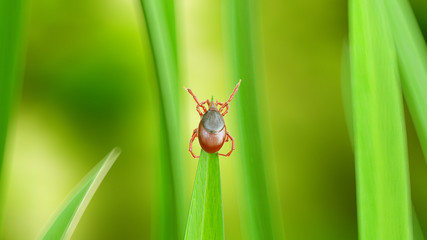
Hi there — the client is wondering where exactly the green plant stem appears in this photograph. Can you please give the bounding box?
[139,0,185,239]
[184,150,224,240]
[349,0,412,238]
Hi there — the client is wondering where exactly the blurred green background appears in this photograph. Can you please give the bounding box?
[2,0,427,239]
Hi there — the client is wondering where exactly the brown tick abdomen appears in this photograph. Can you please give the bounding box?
[198,121,226,153]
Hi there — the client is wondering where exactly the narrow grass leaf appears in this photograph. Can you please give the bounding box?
[349,0,413,239]
[0,0,29,233]
[184,150,224,240]
[413,210,425,240]
[342,41,423,239]
[39,148,121,240]
[138,0,185,239]
[385,1,427,234]
[0,0,28,183]
[341,42,353,146]
[385,0,427,164]
[224,0,284,239]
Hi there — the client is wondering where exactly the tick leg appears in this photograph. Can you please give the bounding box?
[196,99,210,117]
[189,128,200,158]
[219,131,235,157]
[216,101,229,116]
[200,100,210,110]
[196,105,204,117]
[184,87,208,116]
[218,80,241,113]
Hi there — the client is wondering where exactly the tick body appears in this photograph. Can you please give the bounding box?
[185,80,241,158]
[198,105,226,153]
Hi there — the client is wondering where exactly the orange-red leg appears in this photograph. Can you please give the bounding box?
[218,80,241,113]
[219,132,235,157]
[216,101,229,116]
[184,87,208,114]
[196,105,203,117]
[196,99,210,117]
[189,128,200,158]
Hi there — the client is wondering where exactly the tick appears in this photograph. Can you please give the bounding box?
[184,80,241,158]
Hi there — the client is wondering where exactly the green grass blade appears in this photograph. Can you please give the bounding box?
[39,148,121,240]
[138,0,185,239]
[413,210,425,240]
[385,0,427,237]
[0,0,27,181]
[385,0,427,165]
[184,150,224,240]
[341,42,353,147]
[349,0,413,239]
[342,41,423,239]
[224,0,284,239]
[0,0,28,233]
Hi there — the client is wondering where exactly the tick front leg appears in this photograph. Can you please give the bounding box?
[196,106,204,117]
[196,99,210,117]
[189,128,200,158]
[200,99,210,110]
[184,87,208,116]
[218,79,241,113]
[219,131,235,157]
[216,101,230,116]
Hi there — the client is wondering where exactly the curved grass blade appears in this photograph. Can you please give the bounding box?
[0,0,29,233]
[224,0,285,239]
[385,0,427,165]
[342,40,424,240]
[0,0,28,169]
[384,0,427,237]
[138,0,185,238]
[39,148,121,240]
[341,42,353,147]
[413,210,425,240]
[0,0,28,187]
[184,150,224,240]
[349,0,413,238]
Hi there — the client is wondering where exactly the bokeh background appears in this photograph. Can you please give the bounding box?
[2,0,427,239]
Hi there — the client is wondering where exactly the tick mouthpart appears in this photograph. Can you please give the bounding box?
[209,104,218,111]
[208,96,214,108]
